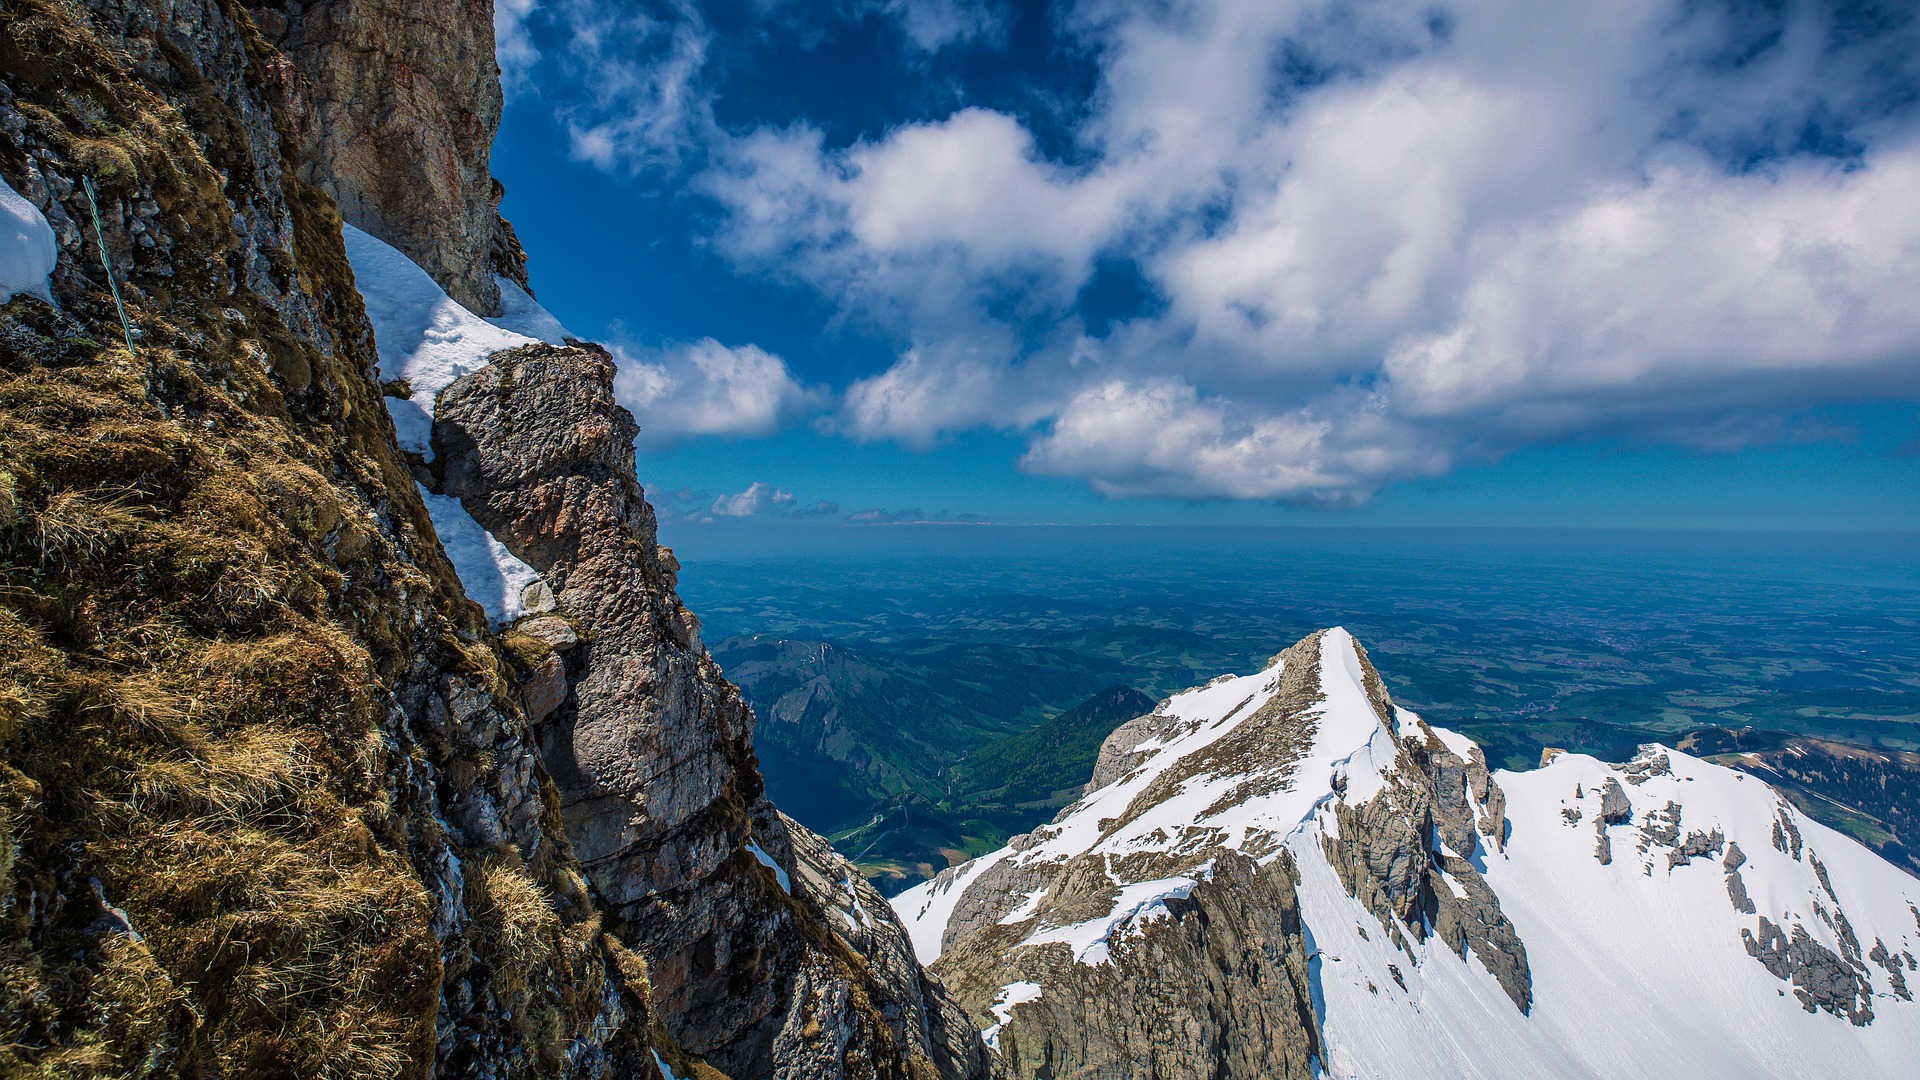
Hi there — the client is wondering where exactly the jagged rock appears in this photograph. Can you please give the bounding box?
[523,652,568,723]
[1724,842,1758,914]
[1870,940,1913,1001]
[1773,806,1804,860]
[433,342,993,1080]
[908,631,1529,1080]
[1623,747,1672,784]
[1599,778,1634,825]
[1640,800,1682,852]
[941,853,1320,1080]
[518,615,581,651]
[1741,917,1874,1026]
[0,1,666,1073]
[1665,828,1725,869]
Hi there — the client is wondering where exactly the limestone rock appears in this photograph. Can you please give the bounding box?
[523,652,568,723]
[433,342,994,1080]
[250,0,524,314]
[0,2,664,1072]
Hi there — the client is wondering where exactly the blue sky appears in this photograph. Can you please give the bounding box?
[489,0,1920,537]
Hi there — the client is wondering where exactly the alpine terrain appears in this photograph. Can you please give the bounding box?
[897,629,1920,1079]
[0,1,989,1075]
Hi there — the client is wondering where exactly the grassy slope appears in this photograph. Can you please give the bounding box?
[0,4,682,1075]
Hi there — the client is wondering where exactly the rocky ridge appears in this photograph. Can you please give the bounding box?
[245,0,526,314]
[898,629,1920,1079]
[432,341,996,1080]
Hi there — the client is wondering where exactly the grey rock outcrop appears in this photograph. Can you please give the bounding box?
[1599,778,1633,825]
[1322,648,1531,1013]
[1742,917,1875,1026]
[433,342,994,1080]
[1724,843,1758,914]
[941,853,1319,1080]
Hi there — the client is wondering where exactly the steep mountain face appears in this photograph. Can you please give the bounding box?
[899,629,1920,1079]
[956,684,1159,820]
[0,0,669,1073]
[244,0,527,314]
[0,1,987,1077]
[431,341,996,1080]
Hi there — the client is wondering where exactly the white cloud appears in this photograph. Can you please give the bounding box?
[698,0,1920,503]
[873,0,1004,53]
[710,481,796,516]
[494,0,541,91]
[552,0,715,171]
[615,338,825,447]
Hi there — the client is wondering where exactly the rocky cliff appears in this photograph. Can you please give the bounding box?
[0,0,985,1076]
[243,0,527,315]
[897,629,1920,1079]
[430,341,995,1080]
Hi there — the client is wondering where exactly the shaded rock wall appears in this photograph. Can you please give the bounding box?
[1321,652,1531,1014]
[940,853,1320,1080]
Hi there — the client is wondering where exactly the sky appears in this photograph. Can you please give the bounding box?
[488,0,1920,539]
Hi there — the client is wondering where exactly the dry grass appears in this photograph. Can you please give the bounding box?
[0,0,702,1074]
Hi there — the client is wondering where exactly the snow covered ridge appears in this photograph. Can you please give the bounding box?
[896,628,1920,1079]
[342,226,576,625]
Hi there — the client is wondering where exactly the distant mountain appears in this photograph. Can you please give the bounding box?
[715,635,1132,832]
[954,685,1159,813]
[896,629,1920,1079]
[717,634,1165,892]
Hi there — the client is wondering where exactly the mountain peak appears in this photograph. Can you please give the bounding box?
[896,629,1920,1078]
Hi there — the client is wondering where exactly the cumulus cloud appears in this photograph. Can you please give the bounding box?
[543,0,716,171]
[710,481,796,516]
[494,0,541,90]
[615,338,825,447]
[696,0,1920,503]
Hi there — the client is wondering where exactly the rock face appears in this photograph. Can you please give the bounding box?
[246,0,526,314]
[896,630,1519,1079]
[0,0,673,1074]
[433,343,995,1080]
[900,630,1920,1079]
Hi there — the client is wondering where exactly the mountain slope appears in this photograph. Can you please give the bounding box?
[1677,726,1920,878]
[954,684,1159,815]
[897,629,1920,1079]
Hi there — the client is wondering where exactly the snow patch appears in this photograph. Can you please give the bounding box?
[416,485,542,627]
[342,225,541,454]
[893,847,1013,964]
[1023,874,1200,966]
[746,839,790,893]
[651,1049,687,1080]
[982,981,1043,1051]
[999,887,1049,925]
[0,177,57,304]
[491,276,574,343]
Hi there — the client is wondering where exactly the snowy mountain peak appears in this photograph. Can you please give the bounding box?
[896,629,1920,1079]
